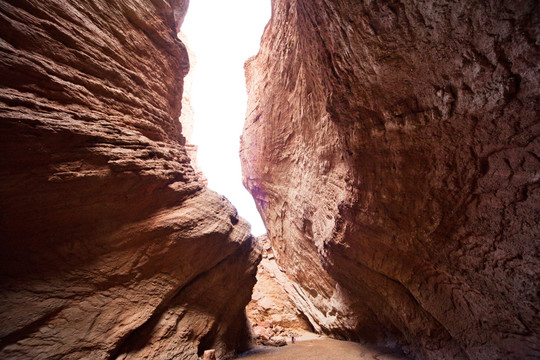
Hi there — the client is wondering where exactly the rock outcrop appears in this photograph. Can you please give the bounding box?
[246,235,313,344]
[0,1,259,359]
[241,1,539,359]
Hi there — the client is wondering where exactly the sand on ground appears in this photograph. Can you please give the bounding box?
[237,334,409,360]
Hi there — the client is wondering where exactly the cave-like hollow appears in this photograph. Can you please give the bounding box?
[0,1,538,360]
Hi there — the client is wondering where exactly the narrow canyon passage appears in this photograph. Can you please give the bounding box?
[0,1,538,360]
[179,0,269,236]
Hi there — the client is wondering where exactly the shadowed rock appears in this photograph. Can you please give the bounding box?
[241,1,539,359]
[0,1,259,359]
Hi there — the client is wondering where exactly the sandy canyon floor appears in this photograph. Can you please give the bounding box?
[238,333,409,360]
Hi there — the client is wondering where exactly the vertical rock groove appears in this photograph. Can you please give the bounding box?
[241,1,539,359]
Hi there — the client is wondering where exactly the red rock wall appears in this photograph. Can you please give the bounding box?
[0,1,259,359]
[241,1,539,359]
[246,235,314,344]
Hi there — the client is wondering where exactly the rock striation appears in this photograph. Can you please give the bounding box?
[241,1,539,359]
[0,1,259,359]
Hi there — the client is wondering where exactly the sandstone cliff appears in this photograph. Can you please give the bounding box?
[0,1,259,359]
[241,1,539,359]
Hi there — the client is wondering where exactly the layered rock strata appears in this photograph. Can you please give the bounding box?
[241,1,539,359]
[0,1,259,359]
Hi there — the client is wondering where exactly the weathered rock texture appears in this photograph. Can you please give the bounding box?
[241,1,539,359]
[246,235,313,344]
[0,1,259,359]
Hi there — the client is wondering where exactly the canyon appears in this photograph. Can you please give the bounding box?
[0,0,538,360]
[241,1,539,360]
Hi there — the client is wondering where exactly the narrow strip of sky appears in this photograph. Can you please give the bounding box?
[181,1,270,236]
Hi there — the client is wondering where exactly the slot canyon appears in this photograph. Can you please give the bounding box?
[0,1,538,360]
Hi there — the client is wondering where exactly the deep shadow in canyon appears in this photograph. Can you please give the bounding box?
[0,1,539,360]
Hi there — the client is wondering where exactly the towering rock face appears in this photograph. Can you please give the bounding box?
[0,1,259,359]
[241,1,539,359]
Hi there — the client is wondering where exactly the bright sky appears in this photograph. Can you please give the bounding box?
[181,0,270,236]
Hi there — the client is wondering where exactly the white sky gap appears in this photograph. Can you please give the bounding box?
[181,0,270,236]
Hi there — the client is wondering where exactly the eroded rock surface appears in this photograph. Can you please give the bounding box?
[0,1,258,359]
[246,235,313,344]
[241,1,539,359]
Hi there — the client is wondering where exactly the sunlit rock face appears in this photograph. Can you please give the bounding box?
[241,1,539,359]
[246,235,313,344]
[0,1,259,359]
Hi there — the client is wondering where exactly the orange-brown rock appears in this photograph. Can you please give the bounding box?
[241,1,539,359]
[0,1,259,359]
[246,236,313,344]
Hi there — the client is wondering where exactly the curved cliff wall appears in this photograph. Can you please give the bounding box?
[241,1,539,359]
[0,1,259,359]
